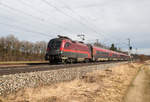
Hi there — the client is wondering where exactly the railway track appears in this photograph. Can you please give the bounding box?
[0,61,126,76]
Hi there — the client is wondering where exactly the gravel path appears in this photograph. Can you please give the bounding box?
[124,63,150,102]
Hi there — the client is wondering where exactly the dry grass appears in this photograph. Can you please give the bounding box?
[0,63,141,102]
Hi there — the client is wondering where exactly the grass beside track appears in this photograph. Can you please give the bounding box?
[0,61,49,65]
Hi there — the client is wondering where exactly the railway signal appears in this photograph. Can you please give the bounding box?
[128,38,133,61]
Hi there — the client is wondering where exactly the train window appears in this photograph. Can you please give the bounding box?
[96,51,109,57]
[112,54,117,57]
[48,39,62,49]
[64,42,71,48]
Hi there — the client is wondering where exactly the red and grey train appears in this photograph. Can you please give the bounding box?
[45,35,130,63]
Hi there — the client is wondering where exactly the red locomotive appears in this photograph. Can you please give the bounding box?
[45,35,130,63]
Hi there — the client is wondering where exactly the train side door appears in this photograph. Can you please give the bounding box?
[88,45,93,59]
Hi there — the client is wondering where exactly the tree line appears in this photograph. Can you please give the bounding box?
[0,35,47,61]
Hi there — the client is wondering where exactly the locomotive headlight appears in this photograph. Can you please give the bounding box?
[60,51,63,54]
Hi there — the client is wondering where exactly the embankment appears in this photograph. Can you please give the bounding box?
[0,62,141,102]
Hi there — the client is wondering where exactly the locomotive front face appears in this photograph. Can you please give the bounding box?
[48,39,62,55]
[45,38,63,61]
[47,39,62,55]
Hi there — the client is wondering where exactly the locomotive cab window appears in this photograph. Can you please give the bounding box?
[48,39,62,49]
[64,42,71,48]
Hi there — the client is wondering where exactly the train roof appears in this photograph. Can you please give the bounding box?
[93,46,112,53]
[57,35,72,41]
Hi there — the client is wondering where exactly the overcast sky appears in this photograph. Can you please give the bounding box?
[0,0,150,55]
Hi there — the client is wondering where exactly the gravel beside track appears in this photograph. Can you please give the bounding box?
[0,61,127,96]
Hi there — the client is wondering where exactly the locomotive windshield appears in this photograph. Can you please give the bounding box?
[48,39,62,49]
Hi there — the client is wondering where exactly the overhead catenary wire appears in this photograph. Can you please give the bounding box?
[0,0,114,43]
[17,0,107,42]
[1,29,50,41]
[0,2,74,36]
[0,2,79,40]
[55,0,127,46]
[0,0,126,49]
[0,1,56,38]
[0,22,54,38]
[18,0,100,38]
[41,0,108,40]
[44,0,124,47]
[17,0,74,34]
[0,13,70,38]
[55,0,106,36]
[0,2,45,21]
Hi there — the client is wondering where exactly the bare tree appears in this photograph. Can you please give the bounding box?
[0,35,47,61]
